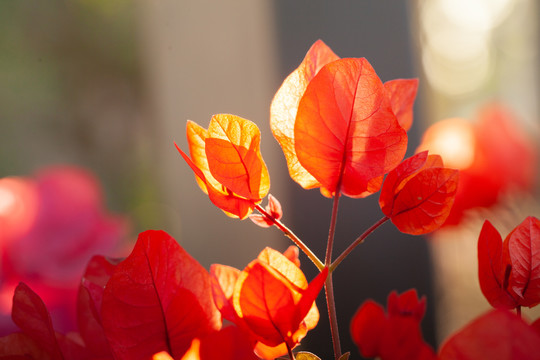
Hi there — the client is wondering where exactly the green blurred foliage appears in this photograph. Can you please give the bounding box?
[0,0,161,234]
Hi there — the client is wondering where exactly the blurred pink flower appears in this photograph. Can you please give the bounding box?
[0,165,129,335]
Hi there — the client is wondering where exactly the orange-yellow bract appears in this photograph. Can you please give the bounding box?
[270,40,417,198]
[153,351,174,360]
[176,114,270,219]
[210,247,328,359]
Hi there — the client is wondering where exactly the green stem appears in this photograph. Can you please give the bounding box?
[254,204,324,271]
[330,216,389,272]
[325,192,342,360]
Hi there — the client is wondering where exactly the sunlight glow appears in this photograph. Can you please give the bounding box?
[439,0,515,31]
[417,118,476,170]
[419,0,517,96]
[0,178,38,242]
[0,187,17,215]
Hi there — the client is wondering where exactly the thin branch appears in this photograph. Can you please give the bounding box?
[254,204,324,271]
[325,192,341,265]
[325,273,341,359]
[325,192,342,360]
[286,343,296,360]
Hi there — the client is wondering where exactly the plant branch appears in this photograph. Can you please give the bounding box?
[331,216,389,272]
[325,192,342,359]
[325,273,341,359]
[254,204,324,271]
[286,343,296,360]
[326,192,341,265]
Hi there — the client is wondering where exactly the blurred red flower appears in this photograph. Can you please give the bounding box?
[439,309,540,360]
[350,289,436,360]
[0,165,129,335]
[417,103,537,226]
[478,217,540,309]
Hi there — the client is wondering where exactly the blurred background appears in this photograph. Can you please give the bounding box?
[0,0,539,358]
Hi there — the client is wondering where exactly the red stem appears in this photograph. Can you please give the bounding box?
[326,192,341,265]
[325,192,342,360]
[254,204,324,271]
[325,274,341,360]
[286,343,296,360]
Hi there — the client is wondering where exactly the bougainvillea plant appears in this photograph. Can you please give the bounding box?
[1,39,539,360]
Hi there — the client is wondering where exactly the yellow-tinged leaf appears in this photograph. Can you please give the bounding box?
[206,114,270,201]
[178,114,270,219]
[257,247,308,290]
[179,339,200,360]
[209,264,240,322]
[154,351,176,360]
[233,261,300,346]
[296,351,322,360]
[270,40,339,189]
[254,342,289,360]
[232,259,327,348]
[185,121,213,193]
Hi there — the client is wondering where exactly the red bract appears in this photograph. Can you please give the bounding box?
[9,282,64,359]
[350,289,436,360]
[210,247,327,359]
[249,194,283,228]
[77,255,120,358]
[101,230,221,360]
[533,317,540,333]
[439,309,540,360]
[0,283,88,360]
[294,58,408,198]
[271,40,417,198]
[152,327,259,360]
[176,114,270,219]
[384,79,418,131]
[417,103,537,226]
[478,217,540,309]
[179,326,259,360]
[1,231,260,360]
[379,151,459,235]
